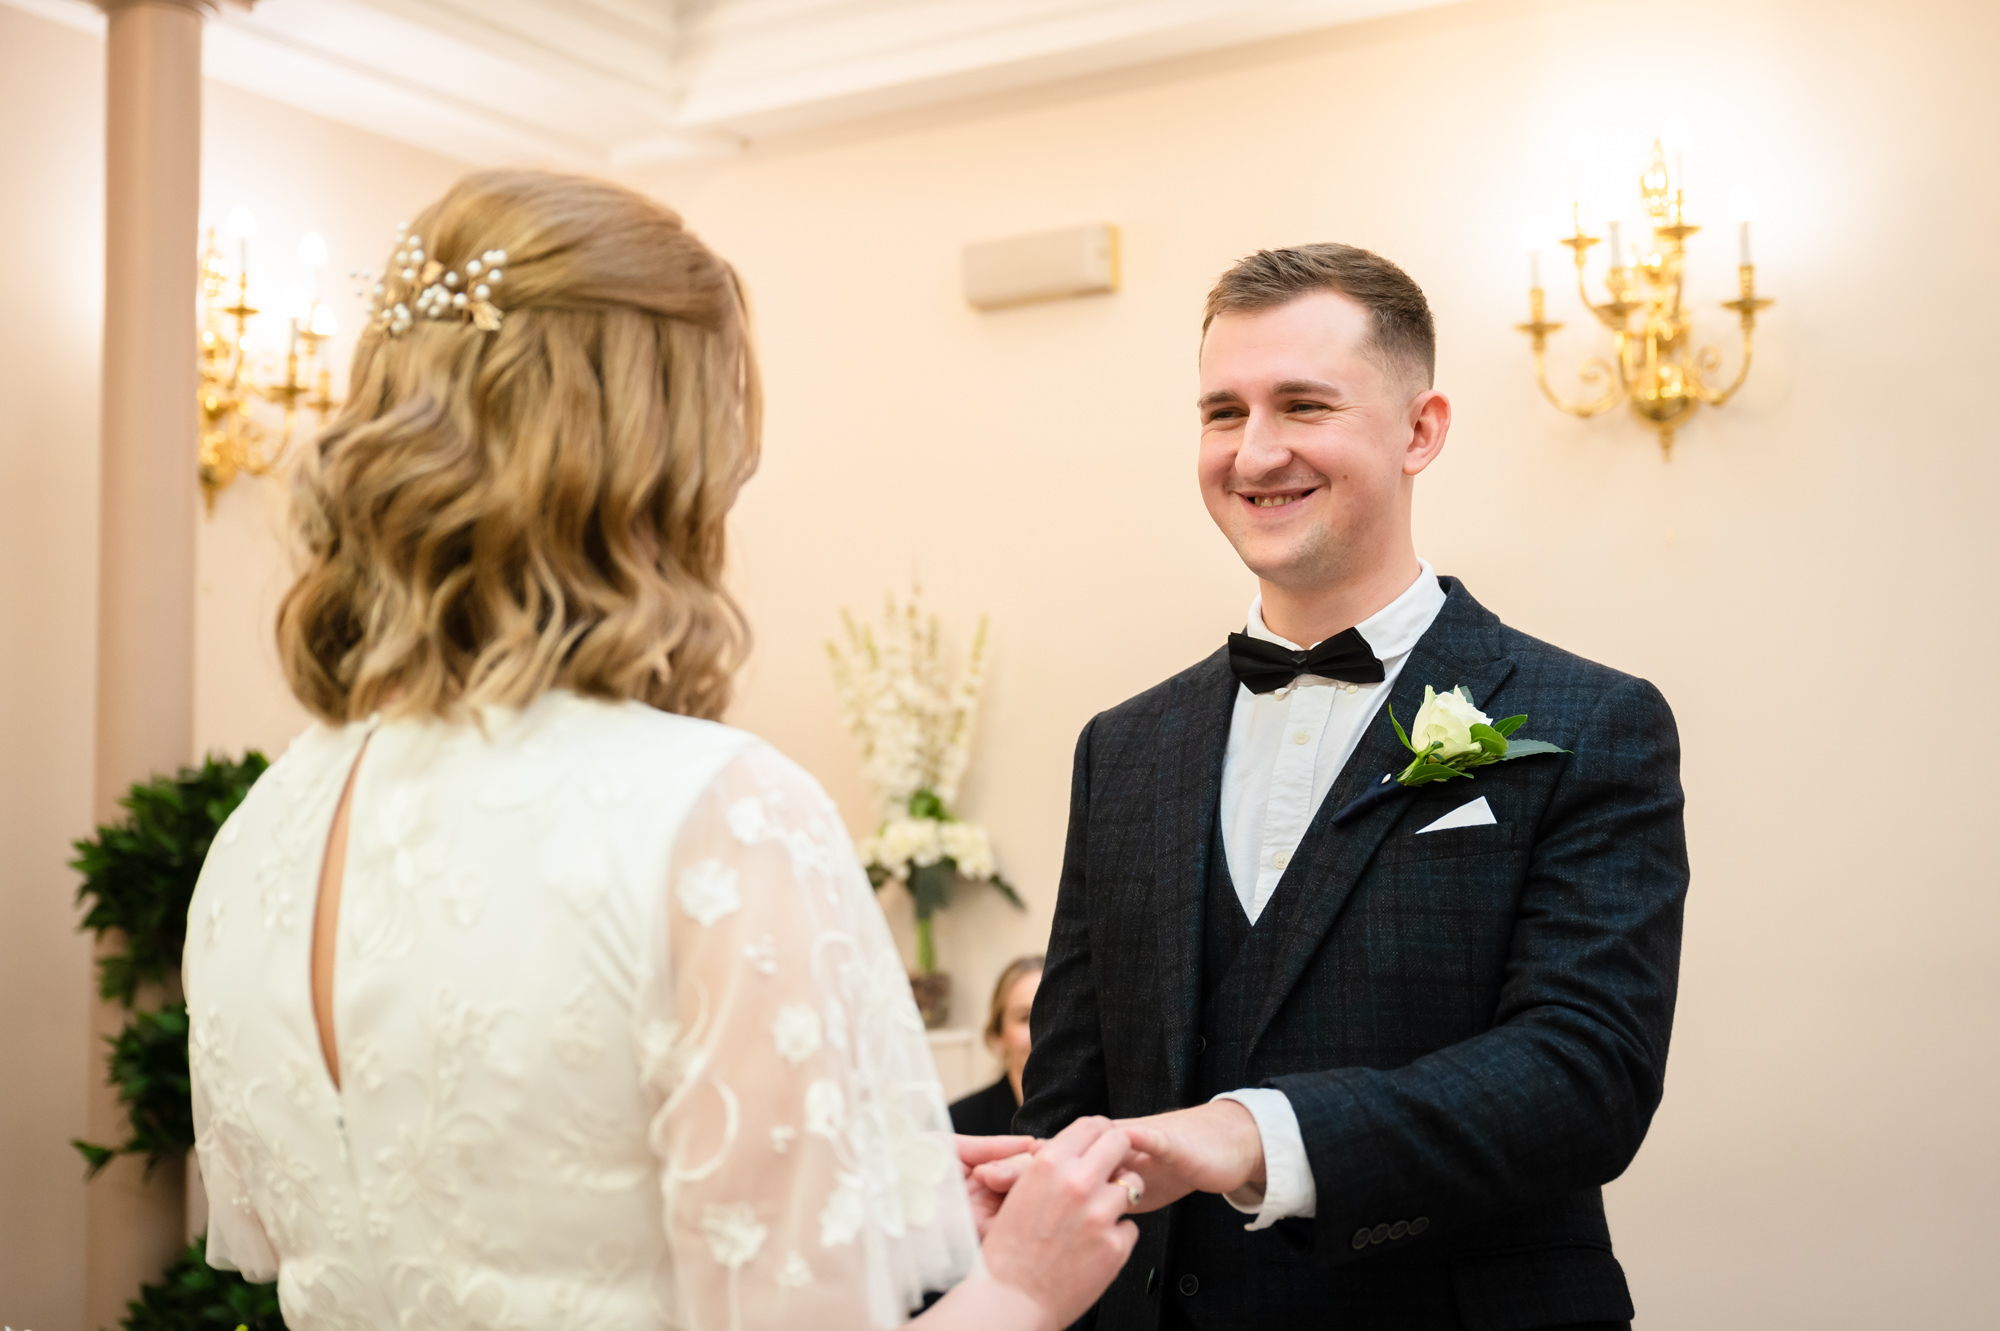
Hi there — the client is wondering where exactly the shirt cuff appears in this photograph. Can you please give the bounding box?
[1210,1087,1317,1230]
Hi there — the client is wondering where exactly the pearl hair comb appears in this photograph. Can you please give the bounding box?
[349,222,507,337]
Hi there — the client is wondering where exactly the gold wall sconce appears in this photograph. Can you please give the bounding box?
[1516,141,1772,457]
[198,206,341,511]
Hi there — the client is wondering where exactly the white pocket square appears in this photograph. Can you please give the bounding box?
[1416,795,1496,834]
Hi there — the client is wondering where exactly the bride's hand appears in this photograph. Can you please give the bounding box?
[978,1117,1142,1329]
[958,1135,1038,1239]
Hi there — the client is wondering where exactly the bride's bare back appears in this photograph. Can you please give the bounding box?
[308,740,367,1091]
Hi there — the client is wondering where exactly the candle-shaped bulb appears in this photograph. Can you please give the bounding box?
[1728,188,1758,266]
[298,232,328,302]
[1519,216,1545,290]
[310,303,338,337]
[1662,116,1691,191]
[1606,220,1623,268]
[225,205,258,240]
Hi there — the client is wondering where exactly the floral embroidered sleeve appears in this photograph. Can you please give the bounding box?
[639,744,982,1330]
[190,1009,281,1281]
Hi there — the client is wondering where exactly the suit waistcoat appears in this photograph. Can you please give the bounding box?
[1175,824,1324,1328]
[1195,823,1256,1100]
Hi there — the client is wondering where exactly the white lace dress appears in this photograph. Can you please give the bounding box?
[184,691,981,1330]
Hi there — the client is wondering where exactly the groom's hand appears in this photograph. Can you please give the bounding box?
[971,1103,1267,1215]
[957,1134,1038,1238]
[1113,1101,1266,1214]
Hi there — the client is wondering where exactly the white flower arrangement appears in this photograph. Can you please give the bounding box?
[829,589,1020,975]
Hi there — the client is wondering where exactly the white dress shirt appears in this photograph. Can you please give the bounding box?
[1212,560,1446,1229]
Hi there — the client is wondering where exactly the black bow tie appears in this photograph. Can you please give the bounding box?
[1227,628,1385,694]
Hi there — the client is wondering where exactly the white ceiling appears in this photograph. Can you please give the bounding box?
[12,0,1458,167]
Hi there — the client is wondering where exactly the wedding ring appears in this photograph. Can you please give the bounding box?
[1125,1182,1143,1209]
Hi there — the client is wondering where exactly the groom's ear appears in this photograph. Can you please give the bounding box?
[1403,389,1451,476]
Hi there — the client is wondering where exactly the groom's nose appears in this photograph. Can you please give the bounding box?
[1235,407,1294,476]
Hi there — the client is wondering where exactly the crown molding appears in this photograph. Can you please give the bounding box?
[3,0,1463,168]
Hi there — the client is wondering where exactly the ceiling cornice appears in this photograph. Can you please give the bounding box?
[4,0,1464,168]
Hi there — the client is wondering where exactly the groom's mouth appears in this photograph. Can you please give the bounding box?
[1240,488,1317,509]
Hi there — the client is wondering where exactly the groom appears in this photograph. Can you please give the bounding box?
[1009,244,1688,1330]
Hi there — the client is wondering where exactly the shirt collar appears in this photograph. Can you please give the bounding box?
[1244,558,1445,662]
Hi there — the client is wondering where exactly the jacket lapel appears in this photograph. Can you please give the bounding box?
[1152,649,1236,1107]
[1242,580,1516,1054]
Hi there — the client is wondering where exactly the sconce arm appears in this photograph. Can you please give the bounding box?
[1692,327,1754,407]
[1697,268,1774,407]
[1531,342,1627,418]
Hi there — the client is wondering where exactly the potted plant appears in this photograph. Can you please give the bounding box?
[72,753,287,1328]
[829,590,1021,1026]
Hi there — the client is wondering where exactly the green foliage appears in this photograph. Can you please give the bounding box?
[120,1236,284,1331]
[73,753,268,1005]
[905,788,947,820]
[908,860,955,920]
[70,753,264,1178]
[73,1003,194,1177]
[906,862,1022,976]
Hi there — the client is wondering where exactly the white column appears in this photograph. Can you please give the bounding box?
[86,1,210,1323]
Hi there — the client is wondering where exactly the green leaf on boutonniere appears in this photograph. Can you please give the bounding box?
[1494,715,1528,738]
[1469,723,1509,758]
[1496,738,1567,760]
[1388,706,1416,753]
[1407,761,1472,783]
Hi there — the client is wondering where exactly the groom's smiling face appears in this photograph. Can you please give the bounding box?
[1196,290,1438,599]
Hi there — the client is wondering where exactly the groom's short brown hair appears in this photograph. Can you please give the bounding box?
[1202,243,1436,392]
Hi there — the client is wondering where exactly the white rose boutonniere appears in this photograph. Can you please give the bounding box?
[1390,685,1567,787]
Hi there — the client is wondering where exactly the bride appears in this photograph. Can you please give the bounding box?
[183,169,1139,1331]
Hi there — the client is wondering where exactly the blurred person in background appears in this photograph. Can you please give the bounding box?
[951,954,1045,1135]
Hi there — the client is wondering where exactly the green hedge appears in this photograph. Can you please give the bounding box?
[70,753,285,1327]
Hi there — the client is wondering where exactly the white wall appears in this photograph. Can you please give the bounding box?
[0,9,469,1323]
[0,9,105,1326]
[619,0,2000,1322]
[194,80,477,762]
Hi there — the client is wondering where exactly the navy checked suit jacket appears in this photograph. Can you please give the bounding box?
[1016,578,1688,1331]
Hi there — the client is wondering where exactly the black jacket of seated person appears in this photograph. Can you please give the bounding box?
[1016,578,1687,1331]
[949,1076,1021,1137]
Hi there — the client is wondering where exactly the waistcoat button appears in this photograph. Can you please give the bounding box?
[1352,1228,1371,1250]
[1178,1274,1200,1297]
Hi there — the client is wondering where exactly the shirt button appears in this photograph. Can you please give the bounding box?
[1272,850,1290,870]
[1292,729,1311,745]
[1345,683,1360,694]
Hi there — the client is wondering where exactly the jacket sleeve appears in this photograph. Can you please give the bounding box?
[1269,676,1689,1264]
[1015,717,1111,1139]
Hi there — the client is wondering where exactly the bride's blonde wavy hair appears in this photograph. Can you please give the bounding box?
[278,169,760,725]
